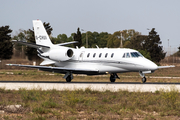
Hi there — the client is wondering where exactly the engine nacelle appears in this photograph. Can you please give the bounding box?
[49,48,74,61]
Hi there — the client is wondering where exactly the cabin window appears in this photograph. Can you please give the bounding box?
[111,53,114,58]
[93,53,96,58]
[87,53,90,57]
[123,53,125,58]
[99,53,102,58]
[105,53,108,58]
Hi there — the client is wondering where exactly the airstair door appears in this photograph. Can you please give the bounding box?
[79,51,84,61]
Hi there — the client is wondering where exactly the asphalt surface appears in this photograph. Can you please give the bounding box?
[0,81,180,84]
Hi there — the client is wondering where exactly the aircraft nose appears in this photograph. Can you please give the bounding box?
[149,62,158,70]
[144,59,158,71]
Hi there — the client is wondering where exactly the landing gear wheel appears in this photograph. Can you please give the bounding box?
[142,77,146,83]
[110,75,116,82]
[66,75,72,82]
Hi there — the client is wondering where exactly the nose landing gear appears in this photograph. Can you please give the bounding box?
[139,71,147,83]
[142,77,146,83]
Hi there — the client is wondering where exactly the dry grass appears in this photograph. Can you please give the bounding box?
[0,88,180,119]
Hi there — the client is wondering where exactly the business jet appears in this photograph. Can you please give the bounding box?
[7,20,174,83]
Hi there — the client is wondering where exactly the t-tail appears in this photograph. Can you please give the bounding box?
[33,20,53,47]
[11,20,78,65]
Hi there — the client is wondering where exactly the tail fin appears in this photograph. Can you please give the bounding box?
[33,20,53,47]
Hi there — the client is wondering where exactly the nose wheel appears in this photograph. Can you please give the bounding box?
[139,71,147,83]
[142,77,146,83]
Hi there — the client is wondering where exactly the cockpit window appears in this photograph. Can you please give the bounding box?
[131,52,136,57]
[137,52,143,57]
[123,52,143,58]
[131,52,143,57]
[126,53,130,58]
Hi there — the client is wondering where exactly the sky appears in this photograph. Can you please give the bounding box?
[1,0,180,52]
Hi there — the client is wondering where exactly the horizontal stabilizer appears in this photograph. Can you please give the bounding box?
[55,41,78,46]
[12,40,50,49]
[158,65,175,69]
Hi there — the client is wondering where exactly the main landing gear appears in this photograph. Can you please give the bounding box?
[63,72,73,82]
[110,73,120,82]
[139,71,147,83]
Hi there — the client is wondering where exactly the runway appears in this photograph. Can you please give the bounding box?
[0,81,180,92]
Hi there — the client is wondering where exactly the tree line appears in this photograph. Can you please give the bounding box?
[0,22,168,63]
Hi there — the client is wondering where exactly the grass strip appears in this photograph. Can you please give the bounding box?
[0,87,180,119]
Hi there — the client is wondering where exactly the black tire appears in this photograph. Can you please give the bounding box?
[110,75,116,82]
[142,77,146,83]
[66,75,72,82]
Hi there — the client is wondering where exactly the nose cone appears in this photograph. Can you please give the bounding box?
[144,59,158,71]
[149,62,158,70]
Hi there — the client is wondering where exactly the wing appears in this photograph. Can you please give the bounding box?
[6,64,99,75]
[11,40,50,49]
[158,65,175,69]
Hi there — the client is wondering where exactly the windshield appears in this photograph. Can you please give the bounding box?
[123,52,143,58]
[130,52,143,58]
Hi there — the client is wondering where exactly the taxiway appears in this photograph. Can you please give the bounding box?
[0,81,179,92]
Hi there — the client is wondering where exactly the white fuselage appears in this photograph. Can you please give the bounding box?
[52,47,158,75]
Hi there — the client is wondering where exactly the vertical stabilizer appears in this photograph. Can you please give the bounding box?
[33,20,53,47]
